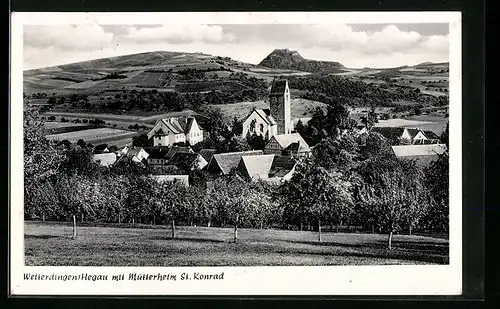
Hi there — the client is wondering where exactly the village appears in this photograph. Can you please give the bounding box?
[90,79,447,188]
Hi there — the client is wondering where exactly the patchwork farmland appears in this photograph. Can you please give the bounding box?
[45,128,139,144]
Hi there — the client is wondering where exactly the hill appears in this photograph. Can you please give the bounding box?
[23,50,449,119]
[259,49,345,73]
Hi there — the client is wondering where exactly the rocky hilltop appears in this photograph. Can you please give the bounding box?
[259,49,344,73]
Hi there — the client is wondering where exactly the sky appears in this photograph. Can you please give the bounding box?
[23,23,449,70]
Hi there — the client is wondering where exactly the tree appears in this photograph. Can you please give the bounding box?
[312,135,360,172]
[209,176,252,241]
[440,122,449,148]
[55,174,102,238]
[361,132,395,160]
[218,136,250,153]
[24,109,65,203]
[126,175,158,225]
[156,180,188,238]
[231,116,243,136]
[25,180,58,221]
[59,146,100,179]
[355,159,429,248]
[132,133,152,147]
[246,133,266,150]
[423,149,449,232]
[277,160,354,241]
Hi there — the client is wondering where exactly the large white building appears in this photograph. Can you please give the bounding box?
[147,116,203,147]
[241,79,291,140]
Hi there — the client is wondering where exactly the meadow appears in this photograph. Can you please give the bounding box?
[24,221,449,266]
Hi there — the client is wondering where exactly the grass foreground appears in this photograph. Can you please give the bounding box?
[24,221,449,266]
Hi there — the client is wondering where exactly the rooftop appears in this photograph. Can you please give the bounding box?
[271,133,310,151]
[392,144,447,157]
[210,150,264,175]
[239,154,275,180]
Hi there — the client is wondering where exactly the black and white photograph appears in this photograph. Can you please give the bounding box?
[10,12,462,295]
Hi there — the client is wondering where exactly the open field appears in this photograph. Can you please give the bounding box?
[209,98,328,122]
[43,121,87,129]
[45,128,137,143]
[375,115,448,134]
[25,221,449,266]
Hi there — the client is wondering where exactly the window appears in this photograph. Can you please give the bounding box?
[259,124,264,133]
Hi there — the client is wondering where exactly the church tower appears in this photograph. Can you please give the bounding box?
[269,79,291,135]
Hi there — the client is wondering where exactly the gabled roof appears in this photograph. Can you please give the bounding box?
[246,108,277,126]
[270,133,310,150]
[407,128,422,139]
[268,155,297,178]
[165,146,194,160]
[255,109,277,125]
[153,175,189,187]
[239,154,275,180]
[283,141,311,153]
[160,119,183,134]
[270,79,288,96]
[423,130,440,140]
[93,153,117,167]
[126,147,146,158]
[199,149,217,162]
[392,144,447,157]
[185,117,195,133]
[209,150,264,175]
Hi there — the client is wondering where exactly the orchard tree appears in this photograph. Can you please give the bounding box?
[277,160,354,242]
[99,175,129,223]
[24,180,58,221]
[312,135,360,172]
[126,175,158,225]
[356,163,429,249]
[210,176,252,242]
[55,174,103,238]
[423,148,449,232]
[157,180,189,238]
[24,109,65,197]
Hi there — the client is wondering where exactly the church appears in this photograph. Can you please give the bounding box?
[241,79,292,140]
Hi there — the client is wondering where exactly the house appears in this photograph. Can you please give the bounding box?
[241,79,291,139]
[371,127,440,145]
[264,133,311,158]
[235,154,275,181]
[153,175,190,187]
[168,152,208,171]
[147,116,203,147]
[392,144,447,166]
[420,130,441,144]
[235,154,298,182]
[147,147,170,167]
[205,150,264,175]
[199,148,217,163]
[116,146,149,164]
[93,153,117,167]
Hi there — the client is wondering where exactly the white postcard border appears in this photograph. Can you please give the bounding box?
[10,11,462,296]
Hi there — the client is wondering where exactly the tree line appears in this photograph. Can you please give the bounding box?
[24,104,449,248]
